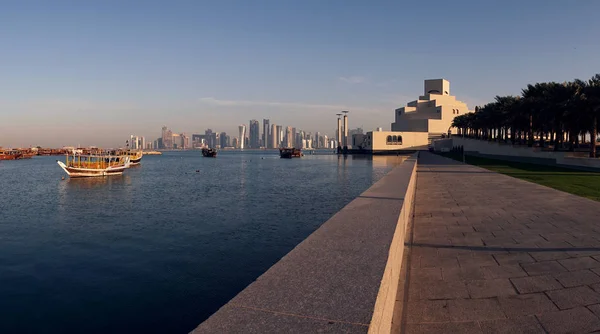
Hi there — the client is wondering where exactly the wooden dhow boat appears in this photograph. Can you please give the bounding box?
[112,149,143,165]
[279,147,303,159]
[202,148,217,158]
[57,154,131,178]
[0,149,24,160]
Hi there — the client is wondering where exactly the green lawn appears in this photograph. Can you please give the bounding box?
[437,152,600,202]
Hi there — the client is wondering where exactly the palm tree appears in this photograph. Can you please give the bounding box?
[450,74,600,156]
[585,75,600,157]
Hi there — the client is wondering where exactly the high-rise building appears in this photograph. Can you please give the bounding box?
[171,133,182,149]
[180,133,189,149]
[162,126,173,149]
[238,125,246,149]
[343,113,349,148]
[129,135,145,150]
[270,123,278,148]
[314,132,320,149]
[284,126,293,148]
[232,137,239,149]
[249,120,260,148]
[219,132,227,149]
[276,125,283,147]
[291,127,297,148]
[263,119,270,149]
[336,117,342,148]
[204,129,217,148]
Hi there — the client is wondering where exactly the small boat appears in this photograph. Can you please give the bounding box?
[202,148,217,157]
[0,149,24,160]
[279,147,303,159]
[21,151,35,159]
[57,154,131,178]
[118,150,143,165]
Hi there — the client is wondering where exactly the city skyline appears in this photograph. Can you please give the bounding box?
[2,1,600,147]
[154,116,344,150]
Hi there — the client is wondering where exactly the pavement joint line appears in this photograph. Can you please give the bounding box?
[532,314,551,334]
[228,304,370,327]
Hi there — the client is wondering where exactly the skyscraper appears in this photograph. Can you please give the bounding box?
[205,129,217,148]
[285,126,293,148]
[238,125,246,149]
[129,135,145,150]
[181,133,189,149]
[162,126,173,149]
[219,132,227,149]
[343,112,349,148]
[249,120,260,148]
[315,131,320,149]
[263,119,270,149]
[291,127,297,148]
[276,125,283,147]
[271,123,278,148]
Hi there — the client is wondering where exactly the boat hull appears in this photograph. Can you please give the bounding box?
[130,156,143,165]
[279,148,302,158]
[57,161,129,178]
[202,149,217,157]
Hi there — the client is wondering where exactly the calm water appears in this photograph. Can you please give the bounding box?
[0,151,403,333]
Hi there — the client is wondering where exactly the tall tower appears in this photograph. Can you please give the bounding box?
[271,123,277,148]
[263,119,270,149]
[342,110,349,148]
[249,120,260,148]
[336,114,342,147]
[285,126,293,148]
[238,125,246,149]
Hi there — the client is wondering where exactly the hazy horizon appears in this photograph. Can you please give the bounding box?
[1,0,599,148]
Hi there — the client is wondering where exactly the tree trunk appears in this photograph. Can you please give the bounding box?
[592,116,598,158]
[528,114,534,147]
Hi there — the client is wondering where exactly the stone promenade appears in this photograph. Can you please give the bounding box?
[398,152,600,333]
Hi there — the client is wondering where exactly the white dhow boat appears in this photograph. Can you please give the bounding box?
[57,153,131,178]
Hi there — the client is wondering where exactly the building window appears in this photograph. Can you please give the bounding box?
[385,135,403,145]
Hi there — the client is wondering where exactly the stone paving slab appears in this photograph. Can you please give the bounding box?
[396,152,600,333]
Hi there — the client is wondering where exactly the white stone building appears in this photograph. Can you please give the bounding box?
[357,79,471,152]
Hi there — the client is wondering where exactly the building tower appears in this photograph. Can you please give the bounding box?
[238,125,246,149]
[342,110,349,148]
[276,125,283,147]
[263,119,270,149]
[271,123,278,148]
[249,119,260,148]
[336,113,342,149]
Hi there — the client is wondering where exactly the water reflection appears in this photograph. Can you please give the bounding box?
[371,155,409,168]
[66,175,129,189]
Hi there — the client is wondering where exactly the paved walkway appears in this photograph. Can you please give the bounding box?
[398,152,600,333]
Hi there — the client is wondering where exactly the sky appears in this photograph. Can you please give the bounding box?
[1,0,599,148]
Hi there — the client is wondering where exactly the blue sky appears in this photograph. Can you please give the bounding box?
[1,0,599,147]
